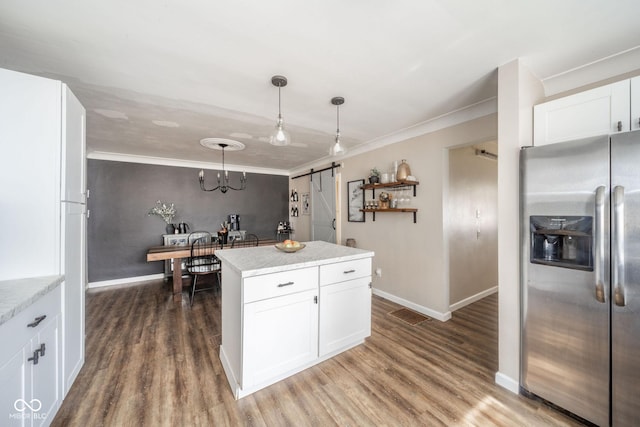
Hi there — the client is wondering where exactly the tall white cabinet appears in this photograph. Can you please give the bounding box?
[0,68,86,419]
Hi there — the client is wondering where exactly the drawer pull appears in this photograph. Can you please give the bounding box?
[343,269,356,274]
[27,315,46,328]
[277,281,294,287]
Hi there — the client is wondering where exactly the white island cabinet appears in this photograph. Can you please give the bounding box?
[215,241,374,399]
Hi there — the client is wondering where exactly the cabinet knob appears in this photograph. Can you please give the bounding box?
[37,343,46,357]
[27,350,39,365]
[617,120,623,132]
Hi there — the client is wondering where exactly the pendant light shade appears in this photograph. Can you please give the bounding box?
[330,96,346,156]
[269,75,291,146]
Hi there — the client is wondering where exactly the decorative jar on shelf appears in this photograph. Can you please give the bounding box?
[396,159,411,181]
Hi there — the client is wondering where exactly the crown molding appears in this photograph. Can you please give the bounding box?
[289,97,497,176]
[87,151,290,176]
[542,45,640,96]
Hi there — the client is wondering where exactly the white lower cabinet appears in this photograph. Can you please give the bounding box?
[243,288,318,388]
[0,285,62,427]
[319,277,371,357]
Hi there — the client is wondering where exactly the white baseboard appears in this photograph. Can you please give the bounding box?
[495,371,520,394]
[372,288,451,322]
[449,286,498,312]
[88,273,164,289]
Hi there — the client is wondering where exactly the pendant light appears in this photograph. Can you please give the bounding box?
[330,96,347,156]
[269,75,291,146]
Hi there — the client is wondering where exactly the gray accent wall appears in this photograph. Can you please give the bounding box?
[87,159,288,282]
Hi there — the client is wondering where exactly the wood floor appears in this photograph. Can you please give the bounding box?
[52,280,585,426]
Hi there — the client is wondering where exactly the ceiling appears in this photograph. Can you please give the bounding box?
[1,0,640,173]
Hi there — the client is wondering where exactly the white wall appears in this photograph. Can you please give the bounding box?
[495,59,544,393]
[337,115,497,320]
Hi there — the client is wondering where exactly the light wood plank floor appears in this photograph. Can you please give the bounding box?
[52,279,585,426]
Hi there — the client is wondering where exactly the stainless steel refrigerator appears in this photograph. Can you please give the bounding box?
[521,131,640,426]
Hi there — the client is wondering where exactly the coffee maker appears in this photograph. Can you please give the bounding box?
[228,214,240,231]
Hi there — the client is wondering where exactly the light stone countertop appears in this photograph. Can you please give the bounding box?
[0,275,64,326]
[215,240,374,277]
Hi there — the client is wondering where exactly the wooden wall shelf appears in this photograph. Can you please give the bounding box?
[360,180,420,223]
[361,180,419,196]
[360,208,417,223]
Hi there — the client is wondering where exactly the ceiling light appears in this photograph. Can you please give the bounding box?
[198,139,247,193]
[93,109,128,120]
[152,120,180,128]
[330,96,346,156]
[269,75,291,146]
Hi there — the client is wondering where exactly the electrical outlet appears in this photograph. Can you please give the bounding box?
[375,268,382,277]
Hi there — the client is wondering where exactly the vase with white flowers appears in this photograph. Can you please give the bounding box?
[148,200,177,234]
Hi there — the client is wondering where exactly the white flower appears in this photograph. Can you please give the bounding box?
[148,200,176,224]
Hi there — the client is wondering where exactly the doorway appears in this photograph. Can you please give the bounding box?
[311,168,336,243]
[447,141,498,310]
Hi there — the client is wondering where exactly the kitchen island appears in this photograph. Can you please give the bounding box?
[215,240,374,399]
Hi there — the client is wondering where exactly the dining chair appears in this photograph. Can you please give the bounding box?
[231,233,259,248]
[185,231,220,306]
[188,230,212,244]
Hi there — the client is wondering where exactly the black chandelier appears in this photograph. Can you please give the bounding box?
[198,143,247,193]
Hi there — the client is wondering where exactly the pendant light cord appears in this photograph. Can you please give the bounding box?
[278,84,282,119]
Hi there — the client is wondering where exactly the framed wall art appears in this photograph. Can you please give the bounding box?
[347,179,365,222]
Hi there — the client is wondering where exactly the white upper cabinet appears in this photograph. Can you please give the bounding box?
[0,69,63,280]
[534,80,630,146]
[62,87,86,204]
[631,76,640,132]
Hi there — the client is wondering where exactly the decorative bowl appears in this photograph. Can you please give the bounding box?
[275,243,306,253]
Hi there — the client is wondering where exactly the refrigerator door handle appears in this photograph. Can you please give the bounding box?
[594,185,607,303]
[613,185,626,307]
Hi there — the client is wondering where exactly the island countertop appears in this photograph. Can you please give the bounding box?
[215,240,374,277]
[0,275,64,326]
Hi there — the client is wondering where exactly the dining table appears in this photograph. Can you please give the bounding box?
[146,239,279,302]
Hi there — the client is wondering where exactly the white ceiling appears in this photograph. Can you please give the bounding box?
[1,0,640,173]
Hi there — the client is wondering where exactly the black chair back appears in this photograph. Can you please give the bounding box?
[231,233,259,248]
